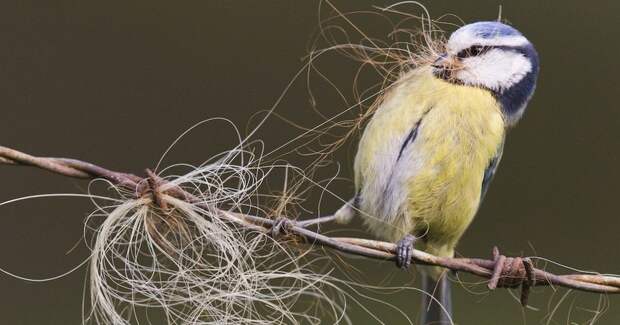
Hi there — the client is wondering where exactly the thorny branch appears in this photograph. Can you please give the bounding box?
[1,145,619,306]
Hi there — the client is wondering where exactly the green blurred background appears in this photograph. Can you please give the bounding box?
[1,0,619,324]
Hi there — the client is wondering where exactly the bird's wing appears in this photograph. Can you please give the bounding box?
[480,140,505,201]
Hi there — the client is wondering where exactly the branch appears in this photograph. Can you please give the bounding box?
[1,145,619,305]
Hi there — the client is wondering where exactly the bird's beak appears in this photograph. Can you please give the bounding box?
[432,54,450,69]
[432,54,461,79]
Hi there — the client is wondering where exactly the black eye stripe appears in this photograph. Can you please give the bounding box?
[456,45,494,58]
[455,45,526,59]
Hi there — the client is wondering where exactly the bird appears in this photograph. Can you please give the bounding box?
[334,21,539,324]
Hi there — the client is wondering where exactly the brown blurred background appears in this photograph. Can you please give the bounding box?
[1,0,619,324]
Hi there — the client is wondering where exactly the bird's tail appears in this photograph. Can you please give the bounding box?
[420,272,453,325]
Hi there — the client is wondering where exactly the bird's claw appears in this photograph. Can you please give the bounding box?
[396,234,416,269]
[271,217,294,238]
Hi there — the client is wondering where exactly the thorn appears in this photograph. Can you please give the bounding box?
[488,246,506,290]
[145,168,168,210]
[521,258,535,307]
[271,217,294,238]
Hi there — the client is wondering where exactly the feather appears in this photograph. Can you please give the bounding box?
[481,141,505,201]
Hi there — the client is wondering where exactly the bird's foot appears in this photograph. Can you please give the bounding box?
[270,217,294,238]
[396,234,416,269]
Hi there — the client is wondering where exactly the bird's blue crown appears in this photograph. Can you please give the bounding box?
[465,21,523,38]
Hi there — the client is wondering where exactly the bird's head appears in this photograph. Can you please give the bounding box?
[432,21,540,124]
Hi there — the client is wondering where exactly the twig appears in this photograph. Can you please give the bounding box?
[1,144,619,299]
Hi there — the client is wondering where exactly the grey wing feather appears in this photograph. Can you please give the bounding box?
[480,140,505,201]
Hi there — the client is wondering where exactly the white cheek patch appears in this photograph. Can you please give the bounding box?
[455,49,532,92]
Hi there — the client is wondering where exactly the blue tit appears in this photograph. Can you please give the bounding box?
[335,21,539,324]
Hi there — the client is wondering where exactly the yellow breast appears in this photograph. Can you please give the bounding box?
[355,66,505,256]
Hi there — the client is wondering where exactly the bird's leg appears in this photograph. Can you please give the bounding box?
[296,215,338,227]
[271,196,357,236]
[333,196,358,224]
[296,196,358,228]
[396,234,417,269]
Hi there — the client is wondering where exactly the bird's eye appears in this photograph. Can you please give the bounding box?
[469,45,484,56]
